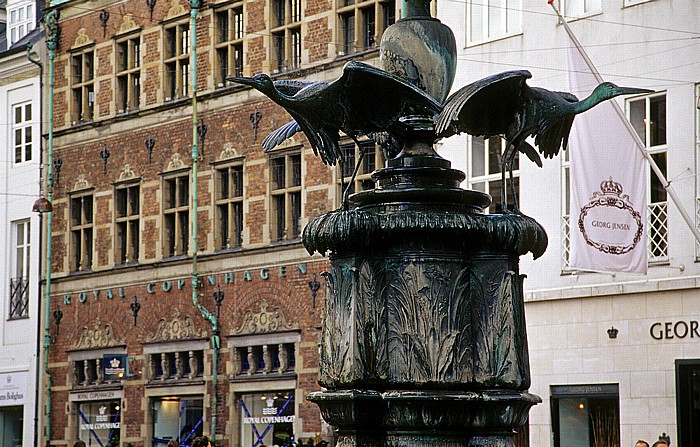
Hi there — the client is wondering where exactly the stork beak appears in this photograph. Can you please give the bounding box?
[229,76,255,87]
[616,86,654,96]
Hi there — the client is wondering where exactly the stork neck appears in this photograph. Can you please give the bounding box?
[574,91,605,114]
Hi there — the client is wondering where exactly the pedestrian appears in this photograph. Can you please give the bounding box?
[635,441,649,447]
[192,436,211,447]
[167,440,179,447]
[652,441,668,447]
[74,441,86,447]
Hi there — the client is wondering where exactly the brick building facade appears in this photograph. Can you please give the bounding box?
[43,0,396,445]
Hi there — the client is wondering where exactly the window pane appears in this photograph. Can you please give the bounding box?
[651,152,667,203]
[629,99,646,144]
[487,0,502,39]
[488,136,503,175]
[650,96,666,147]
[471,137,485,177]
[469,1,483,43]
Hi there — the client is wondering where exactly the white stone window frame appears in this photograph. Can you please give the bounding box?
[68,347,128,388]
[144,340,209,383]
[466,0,522,47]
[9,219,31,319]
[228,331,300,377]
[557,0,601,20]
[7,0,34,46]
[336,0,396,57]
[11,101,33,164]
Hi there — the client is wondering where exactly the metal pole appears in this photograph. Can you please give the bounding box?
[188,1,219,440]
[549,2,700,244]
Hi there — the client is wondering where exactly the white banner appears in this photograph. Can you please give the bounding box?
[568,47,648,273]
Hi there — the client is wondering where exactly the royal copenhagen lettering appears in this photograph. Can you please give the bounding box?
[62,264,308,305]
[242,415,295,424]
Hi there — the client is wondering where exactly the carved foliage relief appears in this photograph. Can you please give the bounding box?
[73,320,124,349]
[232,300,297,335]
[319,255,530,389]
[146,309,206,342]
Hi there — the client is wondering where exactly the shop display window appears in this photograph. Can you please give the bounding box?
[240,391,295,447]
[152,397,203,446]
[78,400,121,447]
[551,384,619,447]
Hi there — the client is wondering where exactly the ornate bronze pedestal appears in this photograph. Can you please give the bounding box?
[304,122,547,447]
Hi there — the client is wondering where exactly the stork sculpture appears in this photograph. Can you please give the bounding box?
[232,61,441,208]
[435,70,652,211]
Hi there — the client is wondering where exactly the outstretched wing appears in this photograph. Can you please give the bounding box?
[263,120,302,151]
[322,61,443,134]
[435,70,532,138]
[534,91,578,159]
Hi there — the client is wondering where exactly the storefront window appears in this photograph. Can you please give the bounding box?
[78,400,121,447]
[551,384,619,447]
[240,391,295,447]
[0,406,22,447]
[152,397,203,446]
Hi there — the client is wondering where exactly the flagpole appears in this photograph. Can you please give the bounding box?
[549,1,700,245]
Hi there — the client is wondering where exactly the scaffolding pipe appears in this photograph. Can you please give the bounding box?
[188,0,219,440]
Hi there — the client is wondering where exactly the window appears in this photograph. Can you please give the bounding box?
[152,398,203,446]
[216,164,244,250]
[10,220,30,319]
[115,183,140,264]
[467,0,521,45]
[116,36,141,112]
[78,400,121,447]
[624,0,654,6]
[468,136,517,213]
[12,102,32,163]
[558,0,601,18]
[337,140,384,203]
[232,342,295,376]
[270,0,302,71]
[561,149,571,270]
[70,192,94,271]
[164,23,190,100]
[163,174,190,257]
[629,94,667,262]
[0,407,23,447]
[71,49,95,122]
[339,0,395,55]
[7,1,34,46]
[147,350,203,382]
[240,392,295,447]
[551,384,620,447]
[270,153,302,242]
[215,4,244,85]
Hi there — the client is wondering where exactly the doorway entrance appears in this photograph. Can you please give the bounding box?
[676,359,700,447]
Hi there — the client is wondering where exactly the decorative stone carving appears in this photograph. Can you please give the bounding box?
[232,349,242,375]
[232,301,297,335]
[148,356,157,380]
[262,345,272,374]
[165,153,186,171]
[219,142,239,160]
[73,174,91,191]
[188,351,198,379]
[118,14,138,34]
[278,344,288,373]
[95,359,104,384]
[73,28,93,48]
[83,361,91,386]
[118,164,136,181]
[160,353,170,380]
[146,309,206,342]
[73,321,123,349]
[165,0,186,19]
[246,347,257,375]
[175,352,184,379]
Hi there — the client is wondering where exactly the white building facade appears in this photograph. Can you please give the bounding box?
[0,23,44,447]
[437,0,700,446]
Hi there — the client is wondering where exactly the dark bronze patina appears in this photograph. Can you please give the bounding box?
[231,0,652,445]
